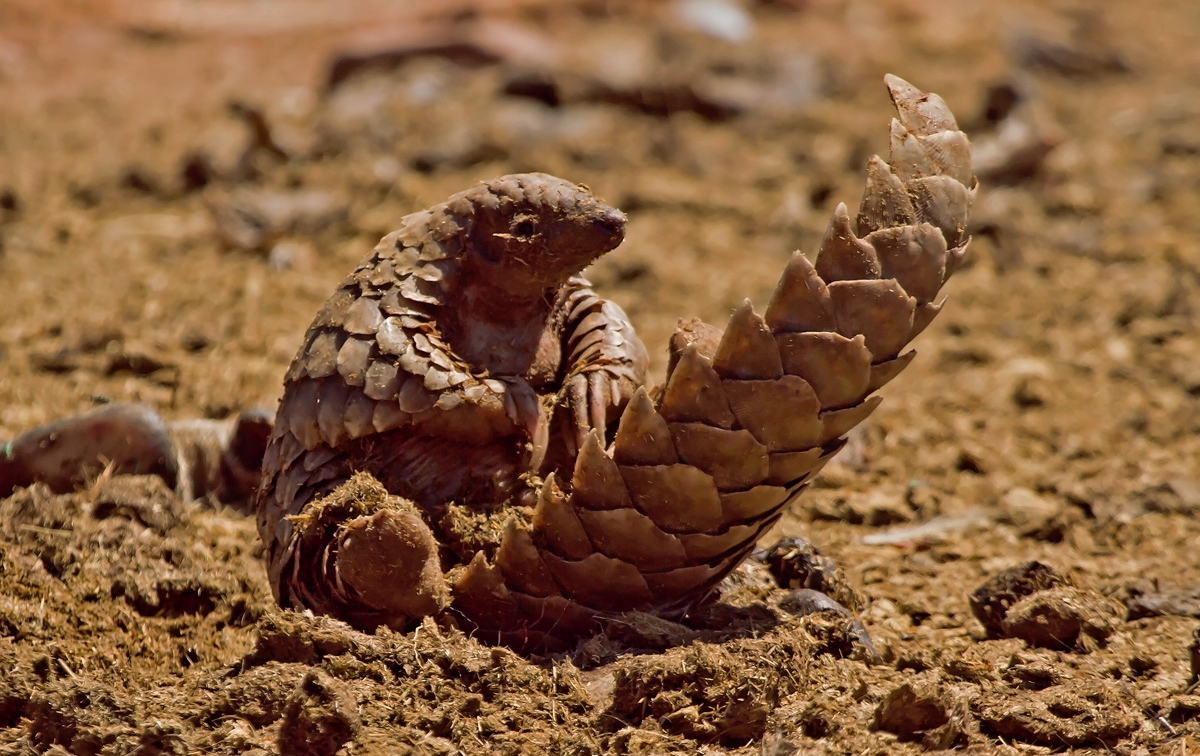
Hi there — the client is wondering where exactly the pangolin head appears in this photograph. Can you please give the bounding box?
[461,172,626,299]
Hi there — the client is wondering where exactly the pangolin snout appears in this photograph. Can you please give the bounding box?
[592,206,626,240]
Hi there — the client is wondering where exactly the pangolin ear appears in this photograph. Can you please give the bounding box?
[509,214,540,242]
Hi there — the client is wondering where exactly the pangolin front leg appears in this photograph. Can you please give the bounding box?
[542,281,649,474]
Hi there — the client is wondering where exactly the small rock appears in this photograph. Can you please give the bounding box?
[1000,586,1118,650]
[976,680,1138,746]
[969,561,1062,636]
[776,590,878,662]
[764,537,862,610]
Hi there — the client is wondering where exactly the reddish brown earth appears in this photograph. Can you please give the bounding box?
[2,0,1200,753]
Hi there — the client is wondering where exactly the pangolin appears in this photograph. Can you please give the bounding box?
[0,76,975,652]
[253,74,976,649]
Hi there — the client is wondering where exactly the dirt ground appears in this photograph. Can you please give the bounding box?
[2,0,1200,753]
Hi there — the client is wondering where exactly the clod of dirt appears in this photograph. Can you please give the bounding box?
[602,611,700,651]
[940,645,1001,684]
[278,670,360,756]
[206,662,308,728]
[1010,375,1052,408]
[764,537,862,611]
[104,348,177,380]
[969,561,1063,636]
[999,586,1118,651]
[604,629,812,746]
[179,150,216,192]
[976,680,1140,746]
[969,81,1062,185]
[873,676,967,749]
[242,610,389,668]
[774,589,878,662]
[1001,649,1069,690]
[111,574,226,618]
[0,186,19,216]
[324,27,515,92]
[89,474,180,533]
